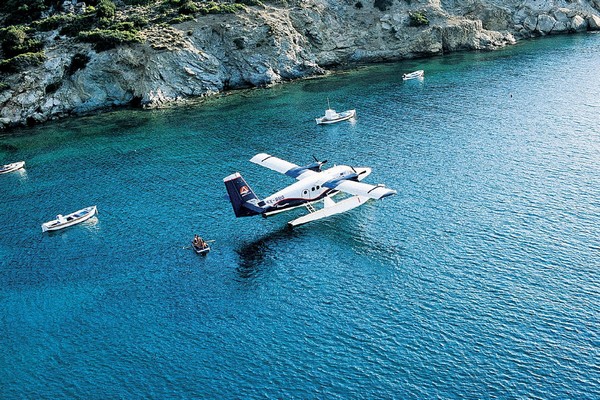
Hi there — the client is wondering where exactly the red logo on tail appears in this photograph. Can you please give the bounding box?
[239,186,249,195]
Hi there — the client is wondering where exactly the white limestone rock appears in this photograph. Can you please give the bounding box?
[571,15,588,30]
[536,14,556,34]
[588,14,600,29]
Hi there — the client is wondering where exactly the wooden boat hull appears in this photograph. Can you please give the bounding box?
[0,161,25,174]
[193,244,210,255]
[42,206,97,232]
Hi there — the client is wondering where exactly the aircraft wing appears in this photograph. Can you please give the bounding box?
[323,179,396,200]
[250,153,318,180]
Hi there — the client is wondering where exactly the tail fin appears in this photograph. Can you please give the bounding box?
[223,173,264,217]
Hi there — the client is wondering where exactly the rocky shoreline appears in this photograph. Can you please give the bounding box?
[1,0,600,130]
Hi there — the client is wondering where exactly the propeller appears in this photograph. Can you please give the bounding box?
[312,155,328,165]
[309,155,328,171]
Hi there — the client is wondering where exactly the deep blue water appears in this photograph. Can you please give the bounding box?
[1,33,600,398]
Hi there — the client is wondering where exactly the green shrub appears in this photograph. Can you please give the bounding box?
[112,22,137,32]
[122,0,158,4]
[0,82,9,91]
[126,15,150,28]
[59,14,97,36]
[0,0,48,24]
[0,26,27,52]
[236,0,261,5]
[199,1,245,14]
[168,15,195,24]
[34,14,76,31]
[0,26,43,58]
[98,17,113,28]
[78,29,142,51]
[218,3,245,13]
[179,0,199,14]
[409,11,429,26]
[96,0,116,19]
[0,51,46,73]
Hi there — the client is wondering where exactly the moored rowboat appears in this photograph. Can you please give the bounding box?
[42,205,97,232]
[0,161,25,174]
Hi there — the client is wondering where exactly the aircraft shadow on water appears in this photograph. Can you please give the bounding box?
[235,227,298,278]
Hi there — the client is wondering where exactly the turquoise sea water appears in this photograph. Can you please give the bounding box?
[1,33,600,398]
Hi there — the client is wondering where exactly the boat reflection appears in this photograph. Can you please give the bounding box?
[82,216,100,232]
[15,168,28,182]
[45,216,100,236]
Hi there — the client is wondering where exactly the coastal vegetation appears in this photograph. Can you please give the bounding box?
[0,0,254,64]
[1,0,600,130]
[409,11,429,26]
[77,28,142,51]
[0,51,46,73]
[0,24,45,72]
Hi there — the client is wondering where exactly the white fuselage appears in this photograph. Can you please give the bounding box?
[261,165,371,209]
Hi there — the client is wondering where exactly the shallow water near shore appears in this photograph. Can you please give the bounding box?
[1,34,600,398]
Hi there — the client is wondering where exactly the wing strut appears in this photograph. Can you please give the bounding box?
[288,196,370,227]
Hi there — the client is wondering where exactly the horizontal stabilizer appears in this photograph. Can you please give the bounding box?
[288,196,370,227]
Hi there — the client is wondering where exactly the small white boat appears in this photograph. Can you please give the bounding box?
[0,161,25,174]
[42,205,97,232]
[315,108,356,125]
[402,70,424,80]
[316,99,356,125]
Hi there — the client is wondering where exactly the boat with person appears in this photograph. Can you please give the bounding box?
[192,234,210,255]
[0,161,25,174]
[41,205,98,232]
[315,99,356,125]
[402,70,424,80]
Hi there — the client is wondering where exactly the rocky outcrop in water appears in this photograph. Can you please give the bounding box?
[1,0,600,129]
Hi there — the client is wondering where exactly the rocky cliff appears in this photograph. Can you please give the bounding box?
[1,0,600,129]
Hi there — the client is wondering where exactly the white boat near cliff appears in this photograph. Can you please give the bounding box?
[0,161,25,174]
[402,70,424,80]
[41,206,98,232]
[316,109,356,124]
[315,100,356,125]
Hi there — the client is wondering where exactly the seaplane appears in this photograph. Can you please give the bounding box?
[223,153,396,227]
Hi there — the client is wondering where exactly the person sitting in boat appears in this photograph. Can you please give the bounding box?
[193,235,207,248]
